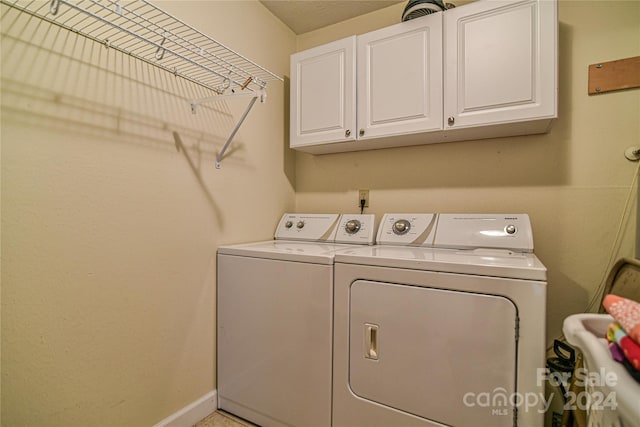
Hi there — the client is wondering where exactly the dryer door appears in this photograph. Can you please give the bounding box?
[349,280,518,427]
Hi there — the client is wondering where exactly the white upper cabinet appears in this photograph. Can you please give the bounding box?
[444,0,557,130]
[357,14,443,140]
[290,0,557,154]
[290,36,356,149]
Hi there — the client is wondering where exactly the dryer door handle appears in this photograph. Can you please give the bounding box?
[364,323,379,360]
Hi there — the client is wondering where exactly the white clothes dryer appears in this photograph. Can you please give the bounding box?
[333,213,547,427]
[217,213,375,427]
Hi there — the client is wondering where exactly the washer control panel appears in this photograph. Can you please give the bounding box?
[276,214,340,242]
[275,213,376,244]
[345,220,361,234]
[335,214,376,245]
[376,214,437,246]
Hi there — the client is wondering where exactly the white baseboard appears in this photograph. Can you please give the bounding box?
[153,390,217,427]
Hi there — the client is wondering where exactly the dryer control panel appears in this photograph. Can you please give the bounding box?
[376,214,437,246]
[435,214,533,252]
[376,213,534,252]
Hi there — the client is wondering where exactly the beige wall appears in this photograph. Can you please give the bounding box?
[0,1,295,426]
[2,0,639,426]
[294,0,640,345]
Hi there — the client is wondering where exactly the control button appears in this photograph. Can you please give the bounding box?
[284,221,293,228]
[296,221,305,229]
[505,225,517,235]
[345,219,361,234]
[393,219,411,235]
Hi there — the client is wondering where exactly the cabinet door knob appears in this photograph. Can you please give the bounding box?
[359,129,365,136]
[345,129,351,137]
[448,117,455,126]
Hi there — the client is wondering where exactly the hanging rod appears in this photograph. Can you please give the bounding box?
[0,0,283,94]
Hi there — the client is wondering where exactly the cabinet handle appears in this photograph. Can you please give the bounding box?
[359,129,365,137]
[448,117,455,126]
[345,129,351,137]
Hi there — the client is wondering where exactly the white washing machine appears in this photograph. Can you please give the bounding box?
[333,213,547,427]
[217,213,375,427]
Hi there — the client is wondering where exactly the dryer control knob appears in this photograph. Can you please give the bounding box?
[345,219,361,234]
[393,219,411,235]
[285,221,293,228]
[296,221,305,229]
[505,225,517,235]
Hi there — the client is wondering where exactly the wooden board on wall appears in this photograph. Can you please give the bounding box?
[588,56,640,95]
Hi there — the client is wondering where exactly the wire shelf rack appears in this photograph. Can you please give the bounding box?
[0,0,283,95]
[1,0,284,168]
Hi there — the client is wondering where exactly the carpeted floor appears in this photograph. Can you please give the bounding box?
[194,411,257,427]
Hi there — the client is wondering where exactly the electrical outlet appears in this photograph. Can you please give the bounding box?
[358,189,369,208]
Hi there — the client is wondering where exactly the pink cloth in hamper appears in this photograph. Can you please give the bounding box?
[603,294,640,344]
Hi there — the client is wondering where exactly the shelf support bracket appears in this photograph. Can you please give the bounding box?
[216,95,258,169]
[190,88,266,169]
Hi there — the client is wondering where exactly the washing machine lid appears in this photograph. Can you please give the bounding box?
[218,240,349,264]
[335,245,547,281]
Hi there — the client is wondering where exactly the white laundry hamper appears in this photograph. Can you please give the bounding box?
[563,313,640,427]
[562,258,640,427]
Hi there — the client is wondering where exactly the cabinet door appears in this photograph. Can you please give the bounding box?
[444,0,557,129]
[290,36,356,148]
[357,14,443,140]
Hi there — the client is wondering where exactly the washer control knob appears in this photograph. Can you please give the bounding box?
[284,221,293,228]
[345,219,361,234]
[393,219,411,235]
[505,225,517,235]
[296,221,305,229]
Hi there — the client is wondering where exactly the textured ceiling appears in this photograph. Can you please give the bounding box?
[260,1,404,34]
